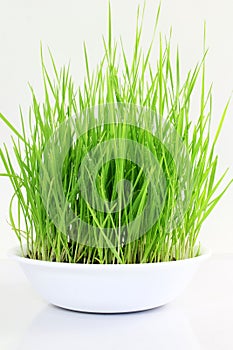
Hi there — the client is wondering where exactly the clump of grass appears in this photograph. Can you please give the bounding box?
[0,4,231,263]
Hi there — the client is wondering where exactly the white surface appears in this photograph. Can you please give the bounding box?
[11,247,210,313]
[1,254,233,349]
[0,0,233,257]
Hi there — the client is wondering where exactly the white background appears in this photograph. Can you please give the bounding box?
[0,0,232,258]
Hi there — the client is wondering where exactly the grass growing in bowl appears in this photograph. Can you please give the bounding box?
[0,4,231,264]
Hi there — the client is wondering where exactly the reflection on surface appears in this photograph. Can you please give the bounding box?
[17,304,200,350]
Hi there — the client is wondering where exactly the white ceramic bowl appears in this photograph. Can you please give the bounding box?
[10,246,210,313]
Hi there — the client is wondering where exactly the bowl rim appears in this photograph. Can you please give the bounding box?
[8,244,211,269]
